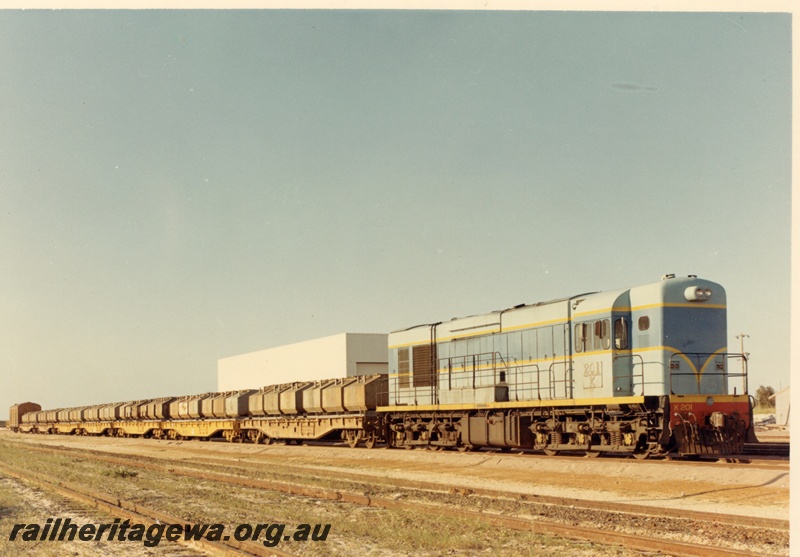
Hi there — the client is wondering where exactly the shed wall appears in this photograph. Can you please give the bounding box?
[218,333,388,391]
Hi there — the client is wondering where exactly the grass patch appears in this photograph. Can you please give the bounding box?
[753,405,776,415]
[0,439,650,556]
[103,467,139,479]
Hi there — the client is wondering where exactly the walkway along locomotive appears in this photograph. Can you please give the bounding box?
[9,275,756,458]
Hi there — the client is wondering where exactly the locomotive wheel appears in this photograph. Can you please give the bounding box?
[364,432,377,449]
[585,450,604,458]
[543,449,560,456]
[456,444,473,453]
[633,451,651,460]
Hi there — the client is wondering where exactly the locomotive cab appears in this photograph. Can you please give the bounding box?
[627,275,752,454]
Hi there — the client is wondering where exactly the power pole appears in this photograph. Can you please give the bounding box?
[735,333,749,377]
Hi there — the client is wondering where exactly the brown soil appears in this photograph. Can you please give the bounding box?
[1,429,788,522]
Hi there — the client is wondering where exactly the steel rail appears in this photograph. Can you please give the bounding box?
[742,443,790,457]
[16,442,789,532]
[4,429,789,466]
[0,462,296,557]
[7,443,786,557]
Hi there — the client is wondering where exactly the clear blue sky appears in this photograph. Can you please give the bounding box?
[0,11,791,415]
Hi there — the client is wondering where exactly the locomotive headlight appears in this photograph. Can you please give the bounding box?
[684,286,712,302]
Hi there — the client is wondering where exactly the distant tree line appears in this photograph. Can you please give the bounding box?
[755,385,776,408]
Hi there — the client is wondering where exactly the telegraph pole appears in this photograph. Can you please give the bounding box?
[735,333,749,377]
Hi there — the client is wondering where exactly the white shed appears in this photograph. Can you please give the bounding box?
[218,333,388,391]
[769,386,790,427]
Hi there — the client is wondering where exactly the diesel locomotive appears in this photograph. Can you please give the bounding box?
[9,275,755,458]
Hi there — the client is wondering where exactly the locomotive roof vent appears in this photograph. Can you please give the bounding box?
[662,273,675,280]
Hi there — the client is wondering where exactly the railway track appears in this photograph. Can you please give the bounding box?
[742,443,790,458]
[213,436,792,466]
[24,443,788,531]
[475,446,789,469]
[0,461,296,557]
[6,429,790,465]
[6,441,788,557]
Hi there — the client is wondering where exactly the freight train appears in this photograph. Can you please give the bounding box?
[9,275,756,458]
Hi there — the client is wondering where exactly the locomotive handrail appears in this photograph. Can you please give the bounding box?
[379,352,516,406]
[430,353,550,404]
[668,352,748,395]
[547,360,573,399]
[503,360,543,401]
[612,353,646,396]
[438,351,511,385]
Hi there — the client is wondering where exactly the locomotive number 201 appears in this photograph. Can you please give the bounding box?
[583,362,603,389]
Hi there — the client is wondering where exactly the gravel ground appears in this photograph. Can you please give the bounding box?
[0,430,789,556]
[14,431,783,518]
[0,474,203,557]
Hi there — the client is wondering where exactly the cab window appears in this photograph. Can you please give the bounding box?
[600,319,611,350]
[574,323,587,353]
[614,318,628,350]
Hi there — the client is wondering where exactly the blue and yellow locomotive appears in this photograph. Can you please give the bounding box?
[10,275,755,458]
[384,274,754,457]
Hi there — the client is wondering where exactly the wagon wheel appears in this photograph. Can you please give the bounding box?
[345,430,362,448]
[456,444,474,453]
[585,450,604,458]
[633,450,651,460]
[363,432,377,449]
[543,449,560,456]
